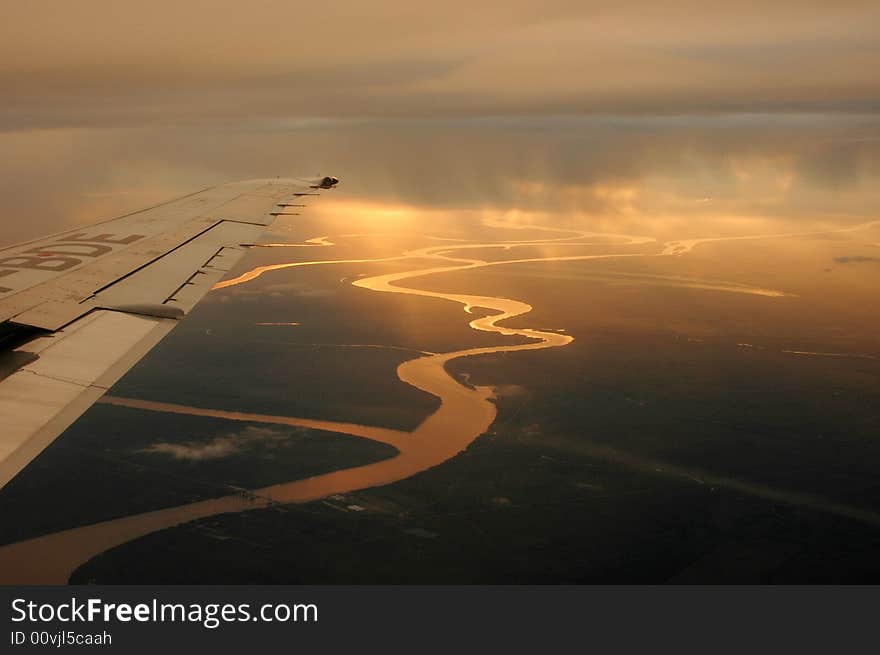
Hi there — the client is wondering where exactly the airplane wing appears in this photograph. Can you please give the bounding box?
[0,176,338,489]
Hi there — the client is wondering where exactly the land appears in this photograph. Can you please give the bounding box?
[3,218,879,583]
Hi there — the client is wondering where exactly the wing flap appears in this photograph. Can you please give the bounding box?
[3,301,93,332]
[0,217,220,327]
[212,194,287,226]
[0,310,177,489]
[0,176,338,490]
[0,179,317,327]
[91,220,264,313]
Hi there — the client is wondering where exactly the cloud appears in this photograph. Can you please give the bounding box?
[139,426,288,461]
[219,281,335,301]
[493,384,529,398]
[834,255,880,263]
[2,113,880,248]
[1,2,879,128]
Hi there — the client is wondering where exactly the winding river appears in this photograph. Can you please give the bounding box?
[0,218,847,583]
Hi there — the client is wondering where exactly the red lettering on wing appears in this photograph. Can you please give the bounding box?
[0,255,81,272]
[25,243,113,258]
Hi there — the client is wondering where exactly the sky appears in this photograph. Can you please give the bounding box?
[1,2,879,244]
[2,1,879,127]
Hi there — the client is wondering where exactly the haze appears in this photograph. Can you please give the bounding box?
[2,2,879,244]
[1,2,879,584]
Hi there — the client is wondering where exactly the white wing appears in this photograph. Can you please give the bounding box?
[0,177,338,489]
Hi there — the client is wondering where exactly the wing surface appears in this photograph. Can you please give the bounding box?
[0,177,337,489]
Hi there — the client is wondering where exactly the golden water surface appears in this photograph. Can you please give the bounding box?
[0,218,876,583]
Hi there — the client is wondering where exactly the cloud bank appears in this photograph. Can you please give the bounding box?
[2,2,879,128]
[140,426,288,461]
